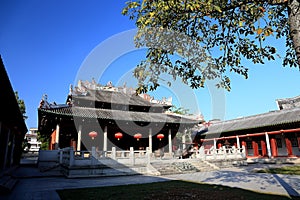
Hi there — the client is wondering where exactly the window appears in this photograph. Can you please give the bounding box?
[276,138,282,148]
[246,141,252,149]
[290,137,299,147]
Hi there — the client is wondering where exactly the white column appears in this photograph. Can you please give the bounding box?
[213,138,217,149]
[236,136,240,149]
[182,134,186,150]
[103,126,107,152]
[112,147,116,160]
[146,147,151,165]
[168,129,172,154]
[265,132,272,158]
[130,147,135,166]
[77,125,82,151]
[55,123,60,149]
[149,128,152,152]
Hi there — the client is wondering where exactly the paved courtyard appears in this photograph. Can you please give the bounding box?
[1,163,300,200]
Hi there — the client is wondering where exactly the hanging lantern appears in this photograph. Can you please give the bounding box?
[88,131,98,140]
[134,133,142,141]
[115,132,123,140]
[157,133,164,141]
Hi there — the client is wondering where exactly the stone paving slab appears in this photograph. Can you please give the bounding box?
[1,163,300,199]
[165,167,300,198]
[0,175,169,200]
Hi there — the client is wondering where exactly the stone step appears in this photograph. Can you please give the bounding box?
[39,163,60,172]
[185,160,218,172]
[151,162,182,175]
[0,175,19,194]
[150,160,216,175]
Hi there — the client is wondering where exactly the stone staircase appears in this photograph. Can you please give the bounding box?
[0,175,19,194]
[151,159,217,175]
[188,160,219,172]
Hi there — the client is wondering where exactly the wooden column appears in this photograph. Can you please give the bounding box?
[285,137,293,157]
[55,124,60,149]
[77,125,82,151]
[265,132,272,158]
[252,140,259,157]
[270,138,278,157]
[103,126,108,152]
[297,134,300,150]
[261,140,267,157]
[3,129,10,169]
[168,129,172,154]
[260,140,266,157]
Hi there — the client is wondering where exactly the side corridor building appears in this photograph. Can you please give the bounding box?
[195,96,300,158]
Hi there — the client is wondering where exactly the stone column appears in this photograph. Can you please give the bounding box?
[168,129,172,154]
[236,136,240,149]
[213,138,217,150]
[130,147,135,166]
[55,123,60,149]
[149,128,152,152]
[265,132,272,158]
[103,126,107,152]
[112,147,116,160]
[182,130,186,150]
[77,125,82,151]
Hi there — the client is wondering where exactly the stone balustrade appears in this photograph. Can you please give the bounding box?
[195,146,246,160]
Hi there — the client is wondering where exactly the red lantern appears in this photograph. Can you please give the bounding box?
[134,133,142,141]
[157,133,164,141]
[115,132,123,140]
[89,131,98,140]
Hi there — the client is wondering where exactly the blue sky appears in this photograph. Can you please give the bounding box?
[1,1,300,130]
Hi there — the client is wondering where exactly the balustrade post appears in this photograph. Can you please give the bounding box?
[223,146,227,159]
[241,146,246,158]
[59,149,63,164]
[146,147,151,165]
[112,147,116,160]
[199,146,205,160]
[130,147,135,166]
[232,146,237,159]
[213,146,216,159]
[69,148,74,166]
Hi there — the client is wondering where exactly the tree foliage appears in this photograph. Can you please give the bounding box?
[169,105,189,115]
[15,91,27,120]
[123,0,300,93]
[37,132,50,150]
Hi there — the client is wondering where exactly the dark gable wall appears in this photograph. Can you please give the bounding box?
[0,55,27,169]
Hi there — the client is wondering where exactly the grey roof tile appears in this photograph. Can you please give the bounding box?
[204,108,300,135]
[39,106,198,124]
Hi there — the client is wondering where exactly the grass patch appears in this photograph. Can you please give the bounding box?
[57,180,293,200]
[255,165,300,175]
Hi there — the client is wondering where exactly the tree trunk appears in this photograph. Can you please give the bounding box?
[288,0,300,66]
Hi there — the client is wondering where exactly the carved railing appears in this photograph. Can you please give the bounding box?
[60,147,151,167]
[196,146,246,160]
